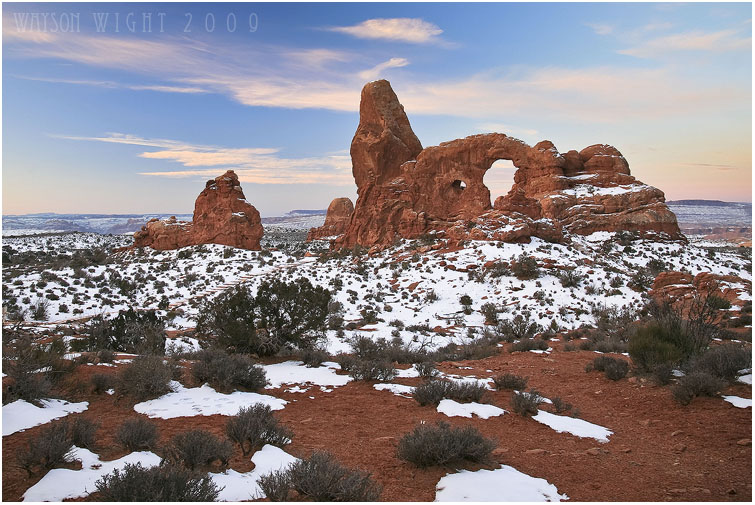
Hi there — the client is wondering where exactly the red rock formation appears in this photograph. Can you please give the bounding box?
[133,170,263,250]
[334,80,683,249]
[651,271,751,308]
[307,198,354,240]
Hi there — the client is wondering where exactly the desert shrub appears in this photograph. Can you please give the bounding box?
[480,302,499,324]
[31,298,50,321]
[628,323,686,372]
[511,254,540,280]
[334,353,358,372]
[413,380,486,406]
[84,309,166,355]
[2,334,71,405]
[511,390,540,417]
[194,285,269,354]
[95,463,221,501]
[18,420,73,476]
[459,294,473,315]
[97,349,115,363]
[258,469,292,501]
[498,314,541,342]
[163,430,232,471]
[117,355,172,401]
[299,347,329,368]
[510,338,548,352]
[347,359,396,381]
[116,417,158,451]
[415,361,438,379]
[558,269,583,288]
[260,452,380,501]
[91,373,115,394]
[550,396,573,414]
[671,372,726,405]
[226,404,292,456]
[397,421,495,467]
[255,277,331,351]
[191,349,267,392]
[492,373,528,390]
[691,344,751,382]
[603,358,629,380]
[70,417,99,449]
[651,363,674,385]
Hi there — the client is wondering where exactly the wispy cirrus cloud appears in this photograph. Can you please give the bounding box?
[55,133,353,185]
[358,57,409,80]
[327,18,444,44]
[585,22,614,36]
[619,28,751,57]
[12,75,208,93]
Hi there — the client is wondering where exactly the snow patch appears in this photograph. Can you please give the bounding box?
[134,381,286,419]
[212,444,299,501]
[722,395,752,408]
[3,399,89,436]
[435,464,568,501]
[436,399,506,419]
[263,361,351,392]
[532,410,612,442]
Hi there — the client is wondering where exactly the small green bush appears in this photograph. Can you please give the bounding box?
[672,372,725,405]
[115,418,158,451]
[117,355,173,401]
[95,463,221,501]
[347,359,396,381]
[70,417,99,449]
[692,344,751,382]
[510,338,548,352]
[18,420,73,476]
[397,421,495,467]
[492,373,528,390]
[628,324,685,372]
[413,380,487,406]
[163,430,232,471]
[511,390,540,417]
[226,404,292,456]
[259,451,381,501]
[191,349,267,392]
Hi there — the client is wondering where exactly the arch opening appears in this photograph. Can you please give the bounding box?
[484,159,516,203]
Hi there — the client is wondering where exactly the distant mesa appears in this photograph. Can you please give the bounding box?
[307,198,354,240]
[133,170,263,251]
[310,79,683,248]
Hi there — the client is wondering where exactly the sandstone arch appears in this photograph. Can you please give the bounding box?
[327,80,683,249]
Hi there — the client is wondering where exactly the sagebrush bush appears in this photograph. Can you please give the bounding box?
[91,373,115,394]
[70,417,99,449]
[510,338,548,352]
[511,254,540,280]
[347,359,396,381]
[117,355,172,401]
[191,349,267,392]
[95,463,220,501]
[672,372,726,405]
[413,380,487,406]
[511,390,540,417]
[492,373,528,390]
[692,344,751,382]
[163,430,232,471]
[226,404,292,456]
[415,361,438,378]
[299,348,329,368]
[589,355,629,380]
[195,285,266,354]
[259,451,381,501]
[18,420,74,476]
[116,417,158,451]
[497,314,541,342]
[397,421,495,467]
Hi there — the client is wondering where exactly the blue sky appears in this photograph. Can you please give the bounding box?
[2,2,752,216]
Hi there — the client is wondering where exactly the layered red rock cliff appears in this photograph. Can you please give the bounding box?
[307,198,354,240]
[328,80,683,249]
[133,170,263,250]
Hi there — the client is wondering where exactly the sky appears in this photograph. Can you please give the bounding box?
[2,1,752,216]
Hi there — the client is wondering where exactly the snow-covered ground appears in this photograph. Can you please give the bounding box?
[435,464,568,501]
[3,231,750,355]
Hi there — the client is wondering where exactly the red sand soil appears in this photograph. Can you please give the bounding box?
[2,343,751,502]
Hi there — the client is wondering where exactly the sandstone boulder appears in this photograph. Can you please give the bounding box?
[307,197,354,240]
[133,170,263,250]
